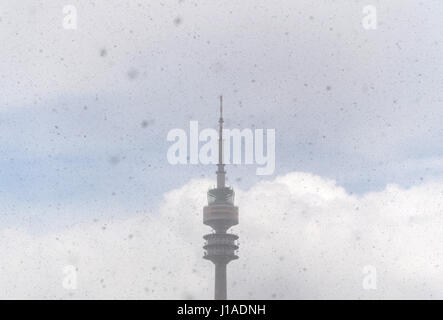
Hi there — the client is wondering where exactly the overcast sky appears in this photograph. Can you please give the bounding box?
[1,0,443,298]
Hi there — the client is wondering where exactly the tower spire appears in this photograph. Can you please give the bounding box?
[217,95,226,188]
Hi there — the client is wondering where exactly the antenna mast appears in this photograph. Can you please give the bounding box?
[217,95,225,188]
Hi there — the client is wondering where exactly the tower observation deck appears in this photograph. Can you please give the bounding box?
[203,96,239,300]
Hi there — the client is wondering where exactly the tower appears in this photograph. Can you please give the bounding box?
[203,96,239,300]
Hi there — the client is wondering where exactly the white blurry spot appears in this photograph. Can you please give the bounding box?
[362,265,377,290]
[62,5,77,30]
[362,5,377,30]
[62,265,77,290]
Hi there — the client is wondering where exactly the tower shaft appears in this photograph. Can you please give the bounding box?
[214,262,227,300]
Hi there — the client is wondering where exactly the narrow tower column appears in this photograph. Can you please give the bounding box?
[214,262,227,300]
[217,95,226,189]
[203,96,239,300]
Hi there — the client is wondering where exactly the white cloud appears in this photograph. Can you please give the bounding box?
[1,172,443,299]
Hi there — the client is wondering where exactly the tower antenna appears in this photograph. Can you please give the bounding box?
[220,95,223,119]
[217,95,225,188]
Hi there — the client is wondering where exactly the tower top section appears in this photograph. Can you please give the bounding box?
[206,95,236,209]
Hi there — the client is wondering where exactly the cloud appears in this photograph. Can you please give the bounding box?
[1,171,443,299]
